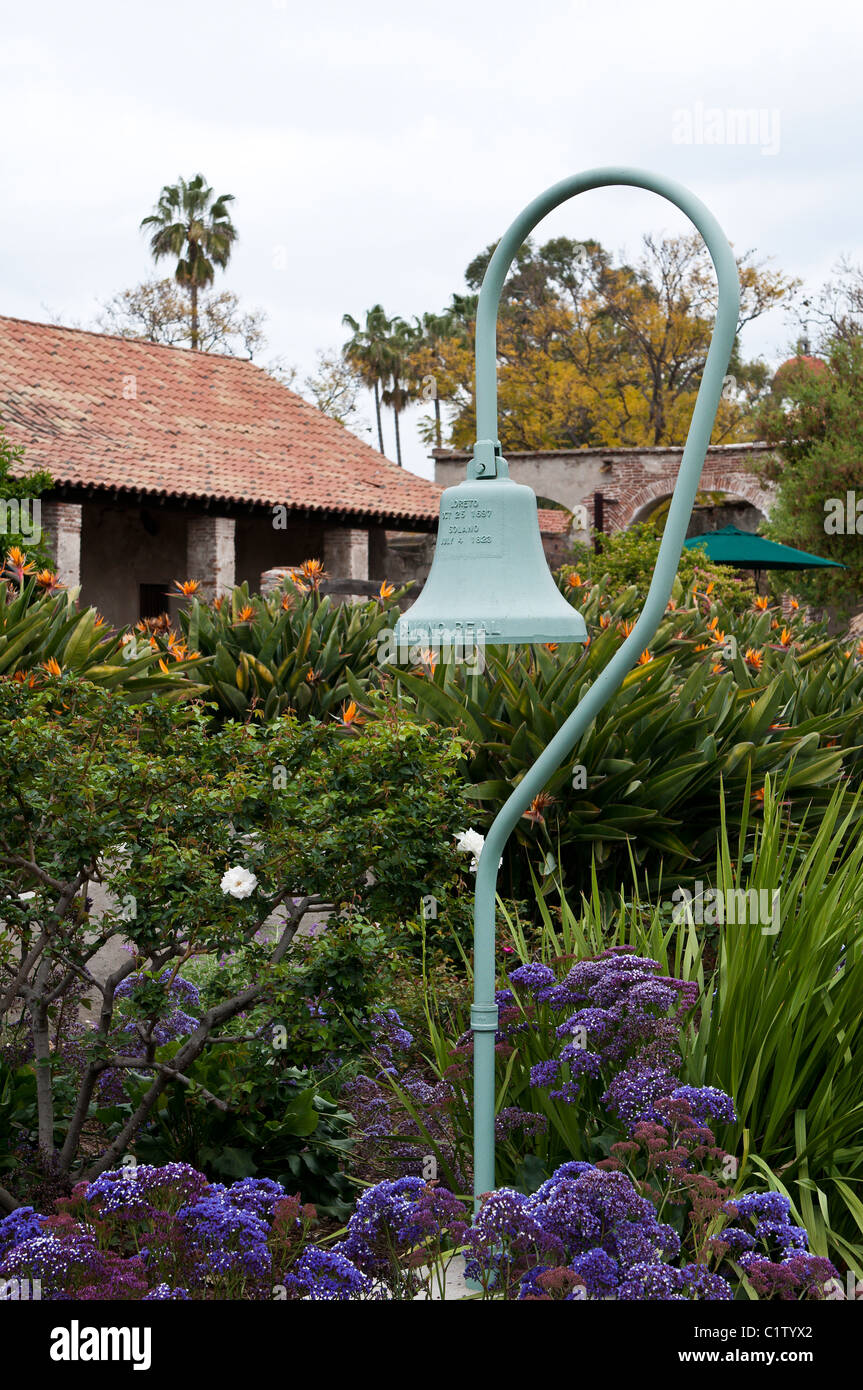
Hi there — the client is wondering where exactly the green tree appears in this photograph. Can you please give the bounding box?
[417,234,792,451]
[342,304,394,454]
[755,335,863,615]
[380,316,419,467]
[140,174,238,351]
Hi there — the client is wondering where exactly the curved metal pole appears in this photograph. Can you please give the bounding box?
[470,168,740,1205]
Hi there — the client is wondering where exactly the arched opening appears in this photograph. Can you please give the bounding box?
[630,489,767,536]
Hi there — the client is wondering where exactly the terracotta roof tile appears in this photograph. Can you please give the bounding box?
[0,316,443,526]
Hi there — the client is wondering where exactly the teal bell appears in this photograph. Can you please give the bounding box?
[394,467,587,651]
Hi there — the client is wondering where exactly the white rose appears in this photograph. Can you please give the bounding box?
[220,866,258,899]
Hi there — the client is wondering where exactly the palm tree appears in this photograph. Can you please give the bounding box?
[415,310,458,448]
[140,175,238,350]
[341,305,392,453]
[380,317,418,468]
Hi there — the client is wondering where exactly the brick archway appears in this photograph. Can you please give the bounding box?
[624,471,774,531]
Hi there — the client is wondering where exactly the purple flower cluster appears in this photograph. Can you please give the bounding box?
[283,1247,375,1301]
[511,948,700,1114]
[713,1190,839,1298]
[336,1176,467,1280]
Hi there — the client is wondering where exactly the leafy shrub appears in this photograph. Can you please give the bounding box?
[567,520,754,608]
[0,677,469,1205]
[173,569,408,722]
[389,572,863,898]
[0,569,203,698]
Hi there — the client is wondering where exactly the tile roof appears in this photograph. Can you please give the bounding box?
[0,316,443,526]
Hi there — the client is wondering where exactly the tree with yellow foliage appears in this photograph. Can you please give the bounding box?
[405,234,795,451]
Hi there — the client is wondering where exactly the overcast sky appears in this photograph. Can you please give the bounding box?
[1,0,861,476]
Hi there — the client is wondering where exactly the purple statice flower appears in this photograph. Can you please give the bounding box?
[0,1232,110,1300]
[526,1167,665,1261]
[602,1063,679,1129]
[669,1085,736,1127]
[617,1261,686,1300]
[738,1252,840,1300]
[223,1178,289,1222]
[568,1247,620,1299]
[85,1162,210,1220]
[728,1191,792,1226]
[285,1247,376,1301]
[753,1220,809,1258]
[529,1058,562,1088]
[143,1283,191,1299]
[464,1187,564,1288]
[337,1177,465,1278]
[0,1206,45,1258]
[613,1218,680,1267]
[508,962,556,993]
[82,1170,154,1221]
[177,1195,271,1283]
[494,1107,548,1142]
[556,1006,613,1044]
[710,1226,756,1257]
[680,1263,734,1300]
[115,971,201,1012]
[371,1009,413,1052]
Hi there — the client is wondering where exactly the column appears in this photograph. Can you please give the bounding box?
[40,501,82,589]
[186,515,236,603]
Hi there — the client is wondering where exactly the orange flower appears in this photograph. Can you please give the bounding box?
[789,598,800,610]
[236,605,255,622]
[754,595,769,611]
[543,642,559,654]
[94,613,107,628]
[753,786,765,803]
[770,618,779,630]
[288,570,310,594]
[666,598,677,612]
[780,627,793,647]
[173,579,200,597]
[694,642,710,653]
[340,700,365,726]
[523,792,555,824]
[41,657,62,676]
[566,572,583,589]
[711,662,724,674]
[12,669,35,686]
[637,649,652,665]
[413,647,438,675]
[378,580,396,601]
[299,559,327,591]
[745,647,763,670]
[707,616,720,631]
[213,595,224,611]
[305,668,319,684]
[599,613,611,629]
[280,592,294,612]
[35,569,60,591]
[709,627,726,645]
[4,546,34,582]
[618,619,635,638]
[158,658,170,674]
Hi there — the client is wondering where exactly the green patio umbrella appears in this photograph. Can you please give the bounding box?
[683,524,845,571]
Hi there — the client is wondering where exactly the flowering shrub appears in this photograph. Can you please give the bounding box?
[0,677,470,1206]
[0,1160,840,1301]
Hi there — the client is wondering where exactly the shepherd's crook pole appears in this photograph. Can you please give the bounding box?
[470,169,740,1206]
